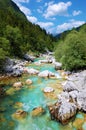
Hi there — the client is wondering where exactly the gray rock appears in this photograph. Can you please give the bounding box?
[49,100,77,124]
[77,90,86,111]
[23,54,35,62]
[58,101,77,124]
[54,62,62,70]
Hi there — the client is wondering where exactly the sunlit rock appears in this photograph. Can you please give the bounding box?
[69,90,79,103]
[31,107,45,116]
[49,100,77,125]
[38,70,55,78]
[13,82,22,89]
[58,92,70,102]
[54,62,62,70]
[43,87,54,93]
[77,90,86,111]
[63,81,76,92]
[27,68,39,75]
[25,79,32,85]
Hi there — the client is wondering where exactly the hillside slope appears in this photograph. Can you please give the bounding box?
[0,0,55,71]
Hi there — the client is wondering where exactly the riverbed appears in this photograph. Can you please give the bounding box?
[0,58,86,130]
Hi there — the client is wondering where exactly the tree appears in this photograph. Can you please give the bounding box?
[55,31,86,71]
[5,25,23,57]
[0,37,10,71]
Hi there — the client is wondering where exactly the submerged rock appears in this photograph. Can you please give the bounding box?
[13,102,23,108]
[31,107,45,116]
[12,110,28,119]
[73,118,84,129]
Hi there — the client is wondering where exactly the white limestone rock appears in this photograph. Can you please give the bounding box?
[38,70,55,78]
[43,87,54,93]
[27,68,39,75]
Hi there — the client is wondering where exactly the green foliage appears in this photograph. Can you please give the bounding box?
[0,0,55,72]
[55,30,86,71]
[4,25,23,57]
[0,37,10,71]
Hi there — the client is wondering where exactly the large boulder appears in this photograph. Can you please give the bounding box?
[38,70,55,78]
[63,81,76,92]
[77,90,86,111]
[57,101,77,124]
[58,92,70,102]
[49,100,77,124]
[63,70,86,92]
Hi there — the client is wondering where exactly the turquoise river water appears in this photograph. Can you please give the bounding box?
[0,58,86,130]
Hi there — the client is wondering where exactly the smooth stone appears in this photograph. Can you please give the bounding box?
[25,79,32,85]
[13,82,22,88]
[43,87,54,93]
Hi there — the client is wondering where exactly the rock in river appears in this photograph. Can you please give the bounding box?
[38,70,55,78]
[25,79,32,85]
[27,68,39,75]
[13,82,22,89]
[12,110,28,119]
[49,100,77,125]
[43,87,54,93]
[31,107,45,116]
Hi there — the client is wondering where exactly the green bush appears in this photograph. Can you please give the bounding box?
[55,31,86,71]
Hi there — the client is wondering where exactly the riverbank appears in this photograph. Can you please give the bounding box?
[0,55,86,130]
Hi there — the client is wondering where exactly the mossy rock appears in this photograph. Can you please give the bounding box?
[12,110,28,120]
[13,102,23,108]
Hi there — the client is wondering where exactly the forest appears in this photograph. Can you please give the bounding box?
[0,0,86,72]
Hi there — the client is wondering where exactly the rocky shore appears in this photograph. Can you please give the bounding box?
[0,53,86,126]
[49,70,86,124]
